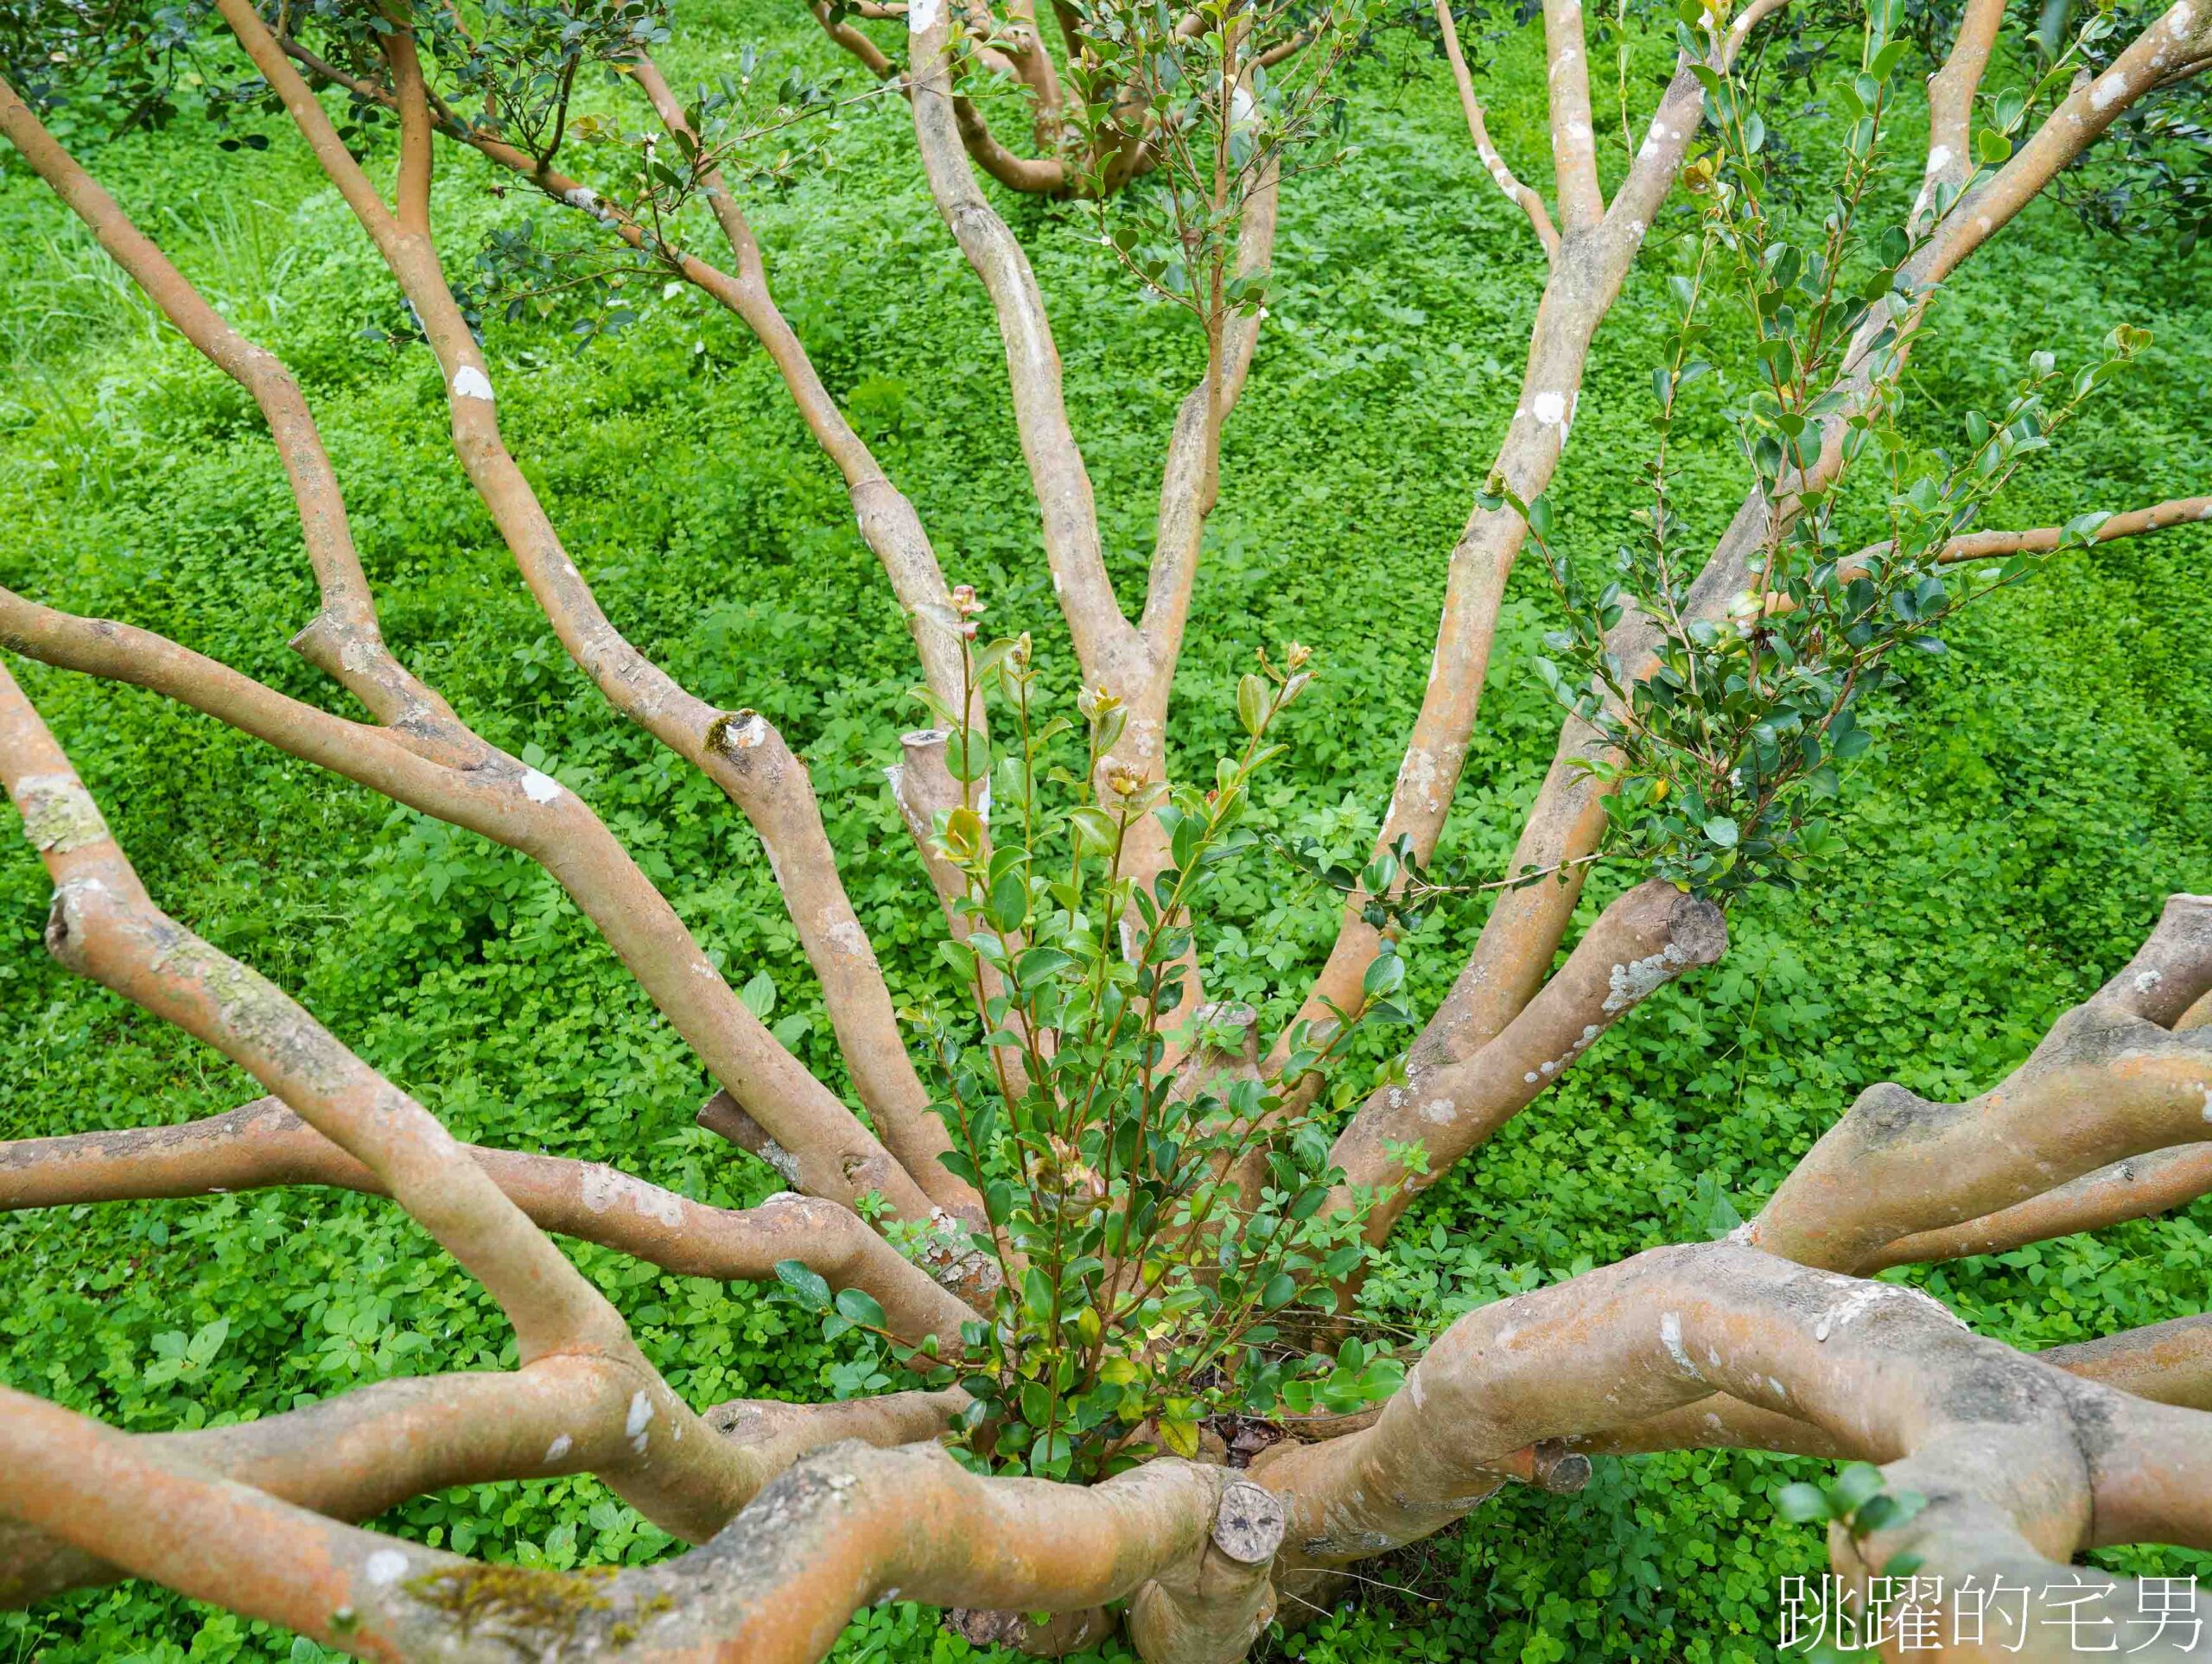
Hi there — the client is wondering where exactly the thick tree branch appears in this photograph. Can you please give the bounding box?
[1327,880,1726,1241]
[2,1368,963,1607]
[0,1097,978,1347]
[0,1411,1255,1664]
[1541,0,1605,233]
[0,588,926,1217]
[1573,1311,2212,1460]
[0,668,785,1545]
[1752,893,2212,1273]
[1867,1143,2212,1269]
[0,669,619,1362]
[1912,0,2005,232]
[1255,1242,2212,1629]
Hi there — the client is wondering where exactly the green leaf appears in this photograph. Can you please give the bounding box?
[945,726,992,784]
[774,1261,832,1312]
[740,971,776,1020]
[1068,804,1121,855]
[1236,672,1268,737]
[987,870,1028,934]
[1703,816,1740,848]
[834,1288,887,1330]
[1832,1463,1886,1513]
[1776,1482,1832,1523]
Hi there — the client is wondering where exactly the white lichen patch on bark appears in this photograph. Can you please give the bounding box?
[451,365,496,403]
[758,1139,803,1185]
[545,1433,574,1464]
[577,1163,686,1229]
[1659,1311,1700,1378]
[1603,943,1691,1013]
[520,768,563,803]
[912,1206,1003,1292]
[1813,1278,1964,1342]
[1395,745,1443,813]
[12,772,110,854]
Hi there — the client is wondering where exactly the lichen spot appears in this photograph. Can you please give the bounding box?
[1419,1097,1455,1125]
[520,768,562,804]
[404,1562,614,1640]
[1659,1311,1699,1378]
[907,0,940,29]
[1533,391,1568,428]
[1604,943,1688,1013]
[626,1390,655,1440]
[759,1139,803,1185]
[2134,969,2163,993]
[365,1549,410,1587]
[13,773,110,854]
[545,1433,574,1464]
[452,365,495,403]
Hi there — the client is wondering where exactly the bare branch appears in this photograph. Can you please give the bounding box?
[1434,0,1560,258]
[1328,881,1726,1241]
[0,1098,978,1348]
[4,43,938,1222]
[1875,492,2212,569]
[1255,1242,2212,1620]
[1276,3,1795,1064]
[906,0,1143,689]
[1867,1143,2212,1270]
[0,670,619,1362]
[1913,0,2006,232]
[0,668,798,1545]
[1541,0,1605,233]
[0,588,926,1217]
[1137,162,1281,670]
[1751,893,2212,1273]
[1929,0,2212,284]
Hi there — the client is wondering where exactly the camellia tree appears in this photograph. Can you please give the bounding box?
[0,0,2209,1654]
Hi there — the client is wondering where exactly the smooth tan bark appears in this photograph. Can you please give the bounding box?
[1753,893,2212,1273]
[0,1098,976,1349]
